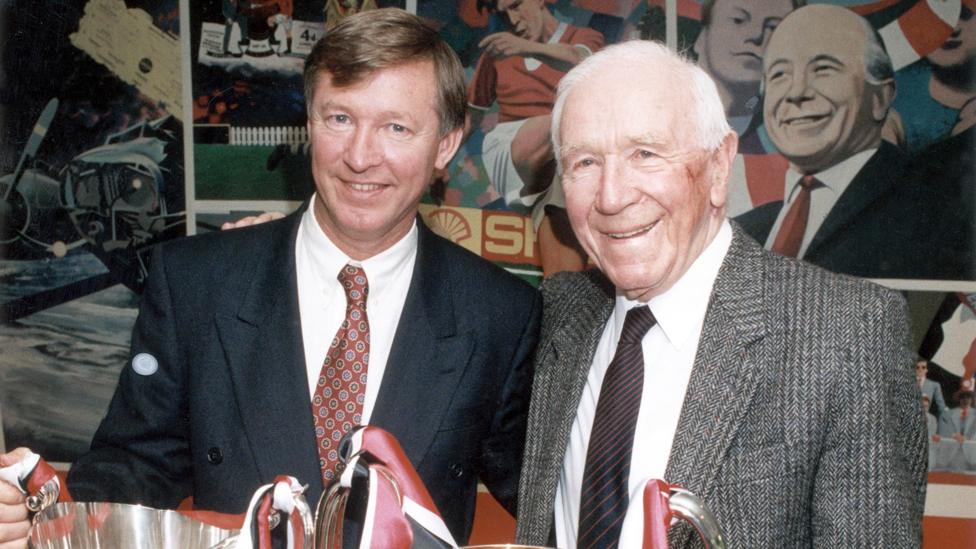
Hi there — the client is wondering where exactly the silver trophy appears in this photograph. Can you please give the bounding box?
[1,451,314,549]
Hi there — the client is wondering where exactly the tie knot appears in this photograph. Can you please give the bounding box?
[799,175,823,190]
[619,305,656,344]
[337,264,368,308]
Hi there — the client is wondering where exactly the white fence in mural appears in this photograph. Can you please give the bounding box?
[230,126,307,146]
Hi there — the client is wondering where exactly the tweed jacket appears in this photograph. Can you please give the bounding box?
[516,224,927,548]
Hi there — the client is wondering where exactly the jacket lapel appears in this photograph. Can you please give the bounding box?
[369,221,474,463]
[806,143,905,257]
[214,205,323,494]
[520,270,614,541]
[665,227,769,498]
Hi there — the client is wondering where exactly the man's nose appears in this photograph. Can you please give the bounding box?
[745,20,770,47]
[345,127,382,171]
[784,71,812,105]
[594,158,635,214]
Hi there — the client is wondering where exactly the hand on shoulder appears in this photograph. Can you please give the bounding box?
[220,211,285,230]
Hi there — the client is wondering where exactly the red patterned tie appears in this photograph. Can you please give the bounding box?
[312,264,370,484]
[771,175,823,258]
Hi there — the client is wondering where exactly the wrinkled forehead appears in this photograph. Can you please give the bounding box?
[560,69,698,150]
[764,11,868,71]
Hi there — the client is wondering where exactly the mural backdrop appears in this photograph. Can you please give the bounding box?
[0,0,973,540]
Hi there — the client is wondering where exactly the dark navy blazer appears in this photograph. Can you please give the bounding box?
[67,203,541,543]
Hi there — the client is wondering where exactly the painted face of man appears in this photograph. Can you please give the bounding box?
[559,63,735,302]
[696,0,795,91]
[763,5,892,174]
[306,60,461,259]
[496,0,547,42]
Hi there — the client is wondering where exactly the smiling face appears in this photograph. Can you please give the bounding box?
[696,0,796,91]
[306,60,462,259]
[559,64,735,302]
[496,0,547,42]
[763,5,890,174]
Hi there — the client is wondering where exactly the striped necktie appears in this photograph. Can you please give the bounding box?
[578,305,657,548]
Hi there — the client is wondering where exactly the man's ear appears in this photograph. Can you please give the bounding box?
[708,131,738,209]
[871,78,896,124]
[435,126,464,170]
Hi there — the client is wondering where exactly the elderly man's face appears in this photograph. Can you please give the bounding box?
[927,6,976,70]
[763,6,890,174]
[696,0,795,90]
[559,65,734,302]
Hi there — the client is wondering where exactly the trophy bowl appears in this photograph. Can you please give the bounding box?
[29,502,239,549]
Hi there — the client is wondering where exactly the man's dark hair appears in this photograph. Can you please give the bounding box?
[303,8,466,135]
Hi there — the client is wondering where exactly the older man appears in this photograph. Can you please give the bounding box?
[0,9,540,547]
[735,4,952,280]
[515,39,925,548]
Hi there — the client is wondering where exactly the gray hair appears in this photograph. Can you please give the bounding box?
[550,40,732,172]
[859,16,894,85]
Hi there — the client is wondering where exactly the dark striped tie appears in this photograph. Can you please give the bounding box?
[577,305,656,549]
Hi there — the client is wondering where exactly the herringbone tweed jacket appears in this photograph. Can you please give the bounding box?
[516,224,927,548]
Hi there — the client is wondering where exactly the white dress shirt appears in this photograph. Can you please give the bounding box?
[764,148,876,258]
[554,220,733,549]
[295,198,417,424]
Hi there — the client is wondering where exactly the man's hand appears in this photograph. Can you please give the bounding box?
[0,449,31,549]
[220,211,285,230]
[479,32,535,58]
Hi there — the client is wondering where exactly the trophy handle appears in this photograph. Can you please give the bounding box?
[314,464,404,549]
[0,450,62,513]
[209,475,315,549]
[667,487,726,549]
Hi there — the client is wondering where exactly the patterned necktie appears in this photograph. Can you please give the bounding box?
[771,175,824,258]
[577,305,657,549]
[312,264,370,484]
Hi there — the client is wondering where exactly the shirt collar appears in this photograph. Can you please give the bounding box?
[613,220,733,350]
[783,148,877,201]
[300,196,418,288]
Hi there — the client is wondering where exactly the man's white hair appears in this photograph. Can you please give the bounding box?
[550,39,732,172]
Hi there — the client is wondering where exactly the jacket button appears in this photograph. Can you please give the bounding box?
[207,447,223,464]
[450,463,464,478]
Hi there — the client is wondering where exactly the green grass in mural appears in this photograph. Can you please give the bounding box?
[194,144,314,201]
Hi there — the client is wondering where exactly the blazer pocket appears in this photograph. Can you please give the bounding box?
[714,441,786,486]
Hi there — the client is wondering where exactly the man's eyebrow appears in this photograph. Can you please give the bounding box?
[559,143,589,158]
[808,53,845,67]
[765,58,790,73]
[630,133,667,147]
